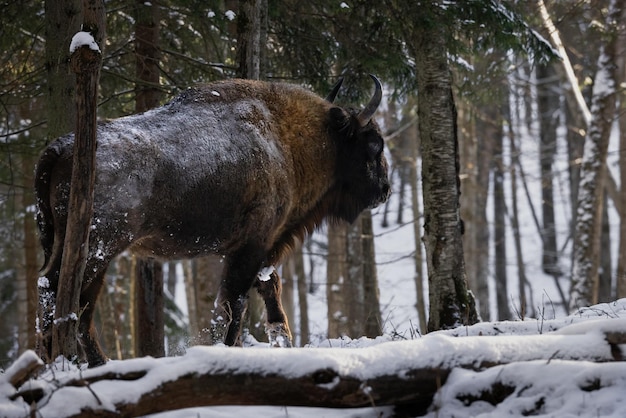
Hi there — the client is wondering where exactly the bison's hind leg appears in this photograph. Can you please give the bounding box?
[78,270,108,368]
[37,245,63,363]
[78,235,128,367]
[255,269,293,348]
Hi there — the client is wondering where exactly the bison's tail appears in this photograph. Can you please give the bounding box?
[34,144,61,273]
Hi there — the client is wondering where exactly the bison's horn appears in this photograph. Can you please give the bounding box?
[357,74,382,127]
[325,77,344,103]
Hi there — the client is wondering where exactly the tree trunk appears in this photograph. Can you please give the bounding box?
[327,222,348,338]
[19,152,39,354]
[133,258,164,358]
[193,256,222,343]
[345,216,365,338]
[411,3,478,331]
[134,0,161,112]
[493,118,511,320]
[112,255,132,359]
[408,114,427,333]
[44,0,81,139]
[236,0,263,80]
[598,191,612,302]
[614,24,626,299]
[51,0,105,361]
[39,0,80,362]
[473,104,496,320]
[537,63,561,277]
[294,246,310,346]
[133,0,164,358]
[361,210,382,338]
[183,260,198,339]
[165,262,177,304]
[508,128,529,319]
[457,97,479,308]
[566,105,586,236]
[618,96,626,298]
[97,272,117,359]
[570,0,624,311]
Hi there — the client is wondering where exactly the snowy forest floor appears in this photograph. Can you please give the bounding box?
[2,299,625,418]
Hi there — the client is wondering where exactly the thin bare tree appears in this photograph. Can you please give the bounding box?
[51,0,105,361]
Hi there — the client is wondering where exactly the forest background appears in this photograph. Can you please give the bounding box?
[1,0,625,369]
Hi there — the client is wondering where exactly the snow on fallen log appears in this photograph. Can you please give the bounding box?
[4,318,625,418]
[1,350,44,389]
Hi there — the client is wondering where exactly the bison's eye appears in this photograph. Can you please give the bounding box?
[366,137,383,160]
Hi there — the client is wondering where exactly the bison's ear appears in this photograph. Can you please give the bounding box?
[328,106,351,132]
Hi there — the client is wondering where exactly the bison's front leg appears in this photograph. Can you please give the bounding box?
[255,269,293,347]
[210,289,248,346]
[210,248,264,346]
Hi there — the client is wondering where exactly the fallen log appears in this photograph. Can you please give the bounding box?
[8,318,625,418]
[1,350,44,389]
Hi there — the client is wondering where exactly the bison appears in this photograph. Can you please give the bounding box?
[36,75,390,367]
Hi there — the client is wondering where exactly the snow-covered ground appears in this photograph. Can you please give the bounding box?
[2,299,625,417]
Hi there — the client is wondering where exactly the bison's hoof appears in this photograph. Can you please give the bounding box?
[209,322,229,345]
[266,323,292,348]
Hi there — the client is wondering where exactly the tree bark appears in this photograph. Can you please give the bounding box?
[133,258,164,358]
[598,192,612,302]
[615,23,626,299]
[97,273,117,358]
[411,2,478,331]
[570,0,624,311]
[508,128,529,319]
[345,216,365,337]
[236,0,263,80]
[114,256,132,359]
[326,222,348,338]
[537,63,561,277]
[361,211,382,338]
[618,102,626,297]
[44,0,81,139]
[457,97,480,310]
[493,119,511,320]
[193,256,222,344]
[183,260,198,338]
[294,246,310,346]
[134,0,161,112]
[51,0,105,361]
[473,104,496,320]
[19,152,39,354]
[132,0,164,359]
[165,262,177,305]
[410,152,427,333]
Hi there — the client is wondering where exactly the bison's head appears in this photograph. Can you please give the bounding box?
[327,75,391,223]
